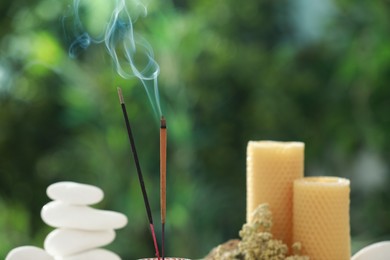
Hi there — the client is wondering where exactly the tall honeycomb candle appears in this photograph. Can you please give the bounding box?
[246,141,304,246]
[293,177,350,260]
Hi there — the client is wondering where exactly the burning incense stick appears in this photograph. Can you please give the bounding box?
[160,116,167,260]
[117,87,160,260]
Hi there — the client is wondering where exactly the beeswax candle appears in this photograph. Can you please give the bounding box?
[293,177,350,260]
[246,141,304,246]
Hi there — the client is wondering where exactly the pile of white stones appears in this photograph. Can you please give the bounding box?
[6,182,128,260]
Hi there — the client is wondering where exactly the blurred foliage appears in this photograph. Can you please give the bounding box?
[1,0,390,259]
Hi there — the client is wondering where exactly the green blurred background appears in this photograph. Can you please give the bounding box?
[1,0,390,258]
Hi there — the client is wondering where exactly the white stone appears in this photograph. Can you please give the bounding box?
[352,241,390,260]
[41,201,128,230]
[59,248,121,260]
[47,182,104,205]
[5,246,54,260]
[44,228,115,257]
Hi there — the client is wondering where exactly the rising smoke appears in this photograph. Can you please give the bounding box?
[66,0,162,116]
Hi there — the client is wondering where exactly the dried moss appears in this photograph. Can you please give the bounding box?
[205,204,309,260]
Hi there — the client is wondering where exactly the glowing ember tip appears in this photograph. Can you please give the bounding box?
[117,87,125,104]
[160,116,166,128]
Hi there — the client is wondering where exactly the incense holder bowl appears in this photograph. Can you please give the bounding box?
[138,257,191,260]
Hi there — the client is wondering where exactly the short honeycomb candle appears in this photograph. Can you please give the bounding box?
[293,177,350,260]
[246,141,304,246]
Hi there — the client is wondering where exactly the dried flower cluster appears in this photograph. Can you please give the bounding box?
[205,204,309,260]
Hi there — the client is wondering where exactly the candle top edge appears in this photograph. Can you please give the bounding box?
[294,176,350,186]
[248,140,304,148]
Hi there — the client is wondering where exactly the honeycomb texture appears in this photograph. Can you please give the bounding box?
[293,177,350,260]
[246,141,304,247]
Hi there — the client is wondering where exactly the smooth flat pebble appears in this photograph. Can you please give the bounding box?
[60,248,121,260]
[41,201,128,230]
[47,182,104,205]
[352,241,390,260]
[44,228,115,256]
[5,246,54,260]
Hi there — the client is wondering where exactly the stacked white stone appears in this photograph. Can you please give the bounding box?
[6,182,128,260]
[41,182,128,260]
[6,246,54,260]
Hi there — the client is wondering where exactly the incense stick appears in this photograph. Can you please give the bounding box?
[117,87,161,260]
[160,116,167,260]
